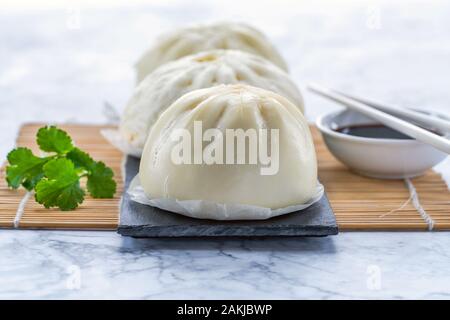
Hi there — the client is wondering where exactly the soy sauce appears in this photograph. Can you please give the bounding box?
[336,124,413,140]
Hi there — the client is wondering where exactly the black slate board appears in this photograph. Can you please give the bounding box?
[118,157,338,237]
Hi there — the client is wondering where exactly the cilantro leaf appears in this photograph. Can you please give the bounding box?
[37,126,74,154]
[68,149,116,198]
[6,148,48,190]
[87,161,116,198]
[35,158,85,210]
[5,125,116,211]
[67,147,95,169]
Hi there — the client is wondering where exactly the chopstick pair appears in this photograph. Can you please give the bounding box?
[308,83,450,154]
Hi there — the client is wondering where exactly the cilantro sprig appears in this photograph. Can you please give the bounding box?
[6,126,116,211]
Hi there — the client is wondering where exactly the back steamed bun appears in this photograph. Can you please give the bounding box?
[135,22,288,82]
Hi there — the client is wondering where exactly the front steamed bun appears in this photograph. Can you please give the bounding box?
[135,22,288,82]
[120,49,303,154]
[139,84,317,210]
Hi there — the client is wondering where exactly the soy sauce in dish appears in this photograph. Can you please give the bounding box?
[335,124,414,140]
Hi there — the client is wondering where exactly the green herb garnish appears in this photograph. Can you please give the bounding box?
[6,126,116,210]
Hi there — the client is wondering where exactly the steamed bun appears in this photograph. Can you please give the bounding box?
[139,84,317,210]
[120,49,304,153]
[135,22,288,82]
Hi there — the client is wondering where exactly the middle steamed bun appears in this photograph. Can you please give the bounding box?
[120,49,304,154]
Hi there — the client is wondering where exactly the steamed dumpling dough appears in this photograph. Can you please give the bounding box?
[140,84,317,210]
[135,22,288,82]
[121,49,304,153]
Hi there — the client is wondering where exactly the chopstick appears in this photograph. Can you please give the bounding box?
[307,83,450,154]
[331,89,450,134]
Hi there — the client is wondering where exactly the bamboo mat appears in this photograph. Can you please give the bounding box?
[0,123,449,231]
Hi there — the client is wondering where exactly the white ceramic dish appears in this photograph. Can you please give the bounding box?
[316,109,449,179]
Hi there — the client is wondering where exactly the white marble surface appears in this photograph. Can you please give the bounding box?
[1,230,450,299]
[0,0,449,299]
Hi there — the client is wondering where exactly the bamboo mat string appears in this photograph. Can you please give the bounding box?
[404,178,435,231]
[378,189,413,218]
[14,191,32,228]
[377,178,435,231]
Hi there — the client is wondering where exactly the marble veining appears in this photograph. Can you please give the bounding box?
[1,230,450,299]
[0,0,450,299]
